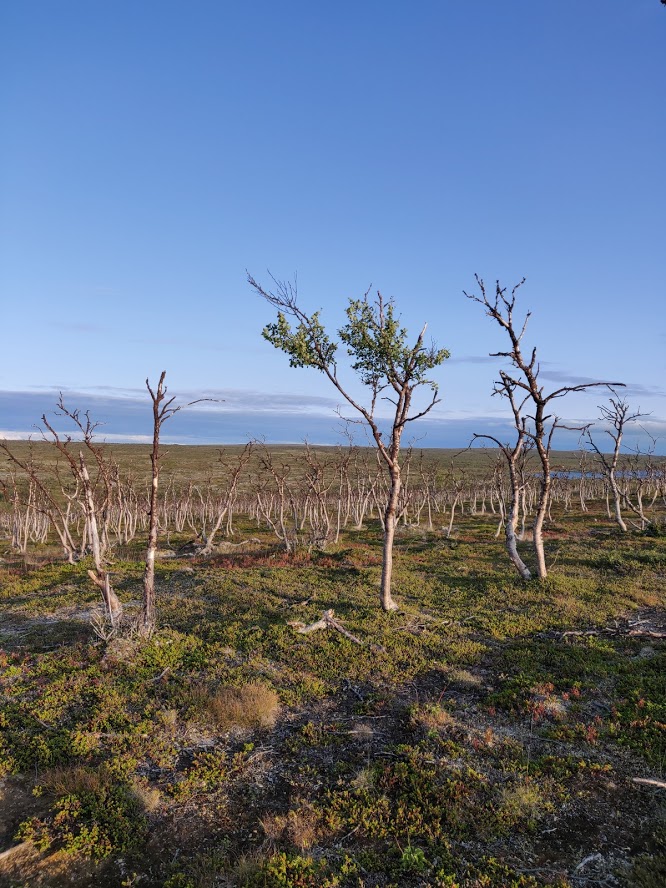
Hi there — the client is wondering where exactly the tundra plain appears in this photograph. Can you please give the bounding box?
[0,444,665,887]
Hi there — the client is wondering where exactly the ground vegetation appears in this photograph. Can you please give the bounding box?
[1,444,665,887]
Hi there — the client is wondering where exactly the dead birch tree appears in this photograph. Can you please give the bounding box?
[584,393,649,533]
[141,372,208,636]
[254,450,293,550]
[199,442,255,555]
[472,388,533,579]
[0,444,81,562]
[43,401,123,623]
[249,273,448,611]
[466,277,623,579]
[2,399,124,623]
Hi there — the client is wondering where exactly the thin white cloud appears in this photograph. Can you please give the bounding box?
[621,384,666,400]
[1,389,665,452]
[537,371,665,399]
[0,430,35,440]
[4,385,341,415]
[448,355,498,365]
[0,430,153,444]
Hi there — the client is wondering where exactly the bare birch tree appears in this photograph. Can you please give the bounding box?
[253,443,301,553]
[584,393,649,533]
[249,273,448,611]
[471,383,533,579]
[141,373,208,636]
[0,399,124,622]
[466,277,623,578]
[0,443,81,562]
[43,400,123,623]
[199,442,255,555]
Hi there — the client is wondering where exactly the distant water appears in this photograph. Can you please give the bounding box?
[550,469,658,480]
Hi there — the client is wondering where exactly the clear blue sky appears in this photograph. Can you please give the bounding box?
[1,1,664,451]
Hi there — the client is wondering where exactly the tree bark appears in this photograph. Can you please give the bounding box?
[380,470,401,611]
[609,473,628,532]
[141,414,160,636]
[79,452,122,624]
[532,454,550,579]
[505,465,531,579]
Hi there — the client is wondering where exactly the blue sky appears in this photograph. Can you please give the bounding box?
[1,1,664,451]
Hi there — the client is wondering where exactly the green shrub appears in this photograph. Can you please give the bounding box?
[18,765,146,860]
[241,852,330,887]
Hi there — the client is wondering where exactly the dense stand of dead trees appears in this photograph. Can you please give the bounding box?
[0,285,662,672]
[0,281,664,624]
[0,397,124,624]
[3,440,664,564]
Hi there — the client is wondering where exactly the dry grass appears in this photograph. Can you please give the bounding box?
[497,781,552,828]
[202,682,281,731]
[259,812,286,846]
[284,805,320,851]
[260,803,321,851]
[410,702,456,733]
[446,667,484,689]
[350,723,374,743]
[40,765,109,798]
[131,780,162,814]
[0,842,99,887]
[232,851,264,884]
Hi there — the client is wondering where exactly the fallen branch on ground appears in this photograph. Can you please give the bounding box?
[288,608,386,652]
[547,618,666,641]
[632,777,666,789]
[289,609,364,645]
[214,537,262,552]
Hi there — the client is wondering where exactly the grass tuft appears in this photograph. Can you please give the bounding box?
[201,682,281,731]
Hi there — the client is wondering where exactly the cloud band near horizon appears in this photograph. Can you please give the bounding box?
[1,388,664,453]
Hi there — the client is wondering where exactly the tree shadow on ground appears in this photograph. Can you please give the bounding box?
[0,611,92,652]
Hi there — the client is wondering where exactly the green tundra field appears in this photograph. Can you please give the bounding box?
[0,444,665,887]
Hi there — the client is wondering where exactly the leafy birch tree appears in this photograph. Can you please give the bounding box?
[249,273,449,611]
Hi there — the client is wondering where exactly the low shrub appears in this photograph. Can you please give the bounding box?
[18,764,146,860]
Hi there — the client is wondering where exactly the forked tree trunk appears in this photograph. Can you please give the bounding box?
[445,495,459,539]
[532,465,550,579]
[506,461,531,579]
[609,472,628,532]
[466,276,622,584]
[80,453,123,624]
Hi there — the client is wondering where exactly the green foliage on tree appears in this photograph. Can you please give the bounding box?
[251,273,449,611]
[259,284,448,452]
